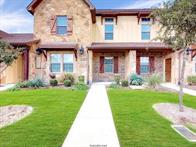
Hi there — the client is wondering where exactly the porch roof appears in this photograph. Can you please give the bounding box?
[88,42,172,51]
[39,42,78,50]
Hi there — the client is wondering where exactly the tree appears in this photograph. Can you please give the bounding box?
[0,41,23,74]
[152,0,196,111]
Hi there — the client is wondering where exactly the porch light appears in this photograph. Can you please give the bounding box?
[186,47,192,56]
[79,46,84,55]
[36,48,43,55]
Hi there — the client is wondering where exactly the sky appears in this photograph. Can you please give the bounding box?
[0,0,166,33]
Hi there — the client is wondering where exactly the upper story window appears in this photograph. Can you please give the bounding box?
[140,57,150,74]
[56,16,68,35]
[105,18,114,40]
[141,18,151,40]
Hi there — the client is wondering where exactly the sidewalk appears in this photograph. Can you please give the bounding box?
[62,83,120,147]
[161,83,196,96]
[0,84,15,91]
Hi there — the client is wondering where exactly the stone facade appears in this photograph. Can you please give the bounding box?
[92,53,126,82]
[31,0,92,83]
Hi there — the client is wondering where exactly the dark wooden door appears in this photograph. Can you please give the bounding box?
[165,58,172,82]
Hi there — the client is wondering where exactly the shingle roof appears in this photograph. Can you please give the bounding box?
[39,42,78,50]
[88,42,172,50]
[0,30,39,46]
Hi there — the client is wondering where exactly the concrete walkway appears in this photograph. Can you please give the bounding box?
[161,83,196,96]
[0,84,15,91]
[62,83,120,147]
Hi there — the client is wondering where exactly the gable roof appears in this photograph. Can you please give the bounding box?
[27,0,95,14]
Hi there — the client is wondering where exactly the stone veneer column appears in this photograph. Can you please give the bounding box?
[88,50,93,84]
[125,50,136,79]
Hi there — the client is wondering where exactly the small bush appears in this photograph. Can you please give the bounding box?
[74,83,88,90]
[50,79,58,87]
[64,80,72,87]
[64,74,75,85]
[109,83,120,89]
[114,75,121,85]
[121,80,129,87]
[27,79,45,88]
[78,76,85,83]
[7,86,20,92]
[187,75,196,85]
[129,74,143,86]
[15,79,45,89]
[146,74,162,89]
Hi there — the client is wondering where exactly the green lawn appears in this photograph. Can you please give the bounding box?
[0,89,86,147]
[108,89,196,147]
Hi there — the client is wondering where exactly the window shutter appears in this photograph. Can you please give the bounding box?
[136,56,140,74]
[150,56,155,73]
[100,56,104,73]
[50,15,57,34]
[67,16,73,35]
[114,56,118,73]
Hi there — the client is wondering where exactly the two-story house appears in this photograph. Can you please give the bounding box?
[0,0,196,84]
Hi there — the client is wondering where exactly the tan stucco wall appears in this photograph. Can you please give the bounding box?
[33,0,93,82]
[92,16,160,42]
[0,55,24,84]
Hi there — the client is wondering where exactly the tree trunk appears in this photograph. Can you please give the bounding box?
[178,49,186,112]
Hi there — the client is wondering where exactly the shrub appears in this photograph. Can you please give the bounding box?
[7,86,20,92]
[64,74,75,85]
[15,79,45,88]
[74,83,88,90]
[146,74,162,89]
[50,79,58,87]
[121,80,129,87]
[109,83,120,89]
[129,74,143,86]
[78,76,85,83]
[114,75,121,85]
[27,79,45,88]
[187,75,196,85]
[15,81,28,88]
[64,80,72,87]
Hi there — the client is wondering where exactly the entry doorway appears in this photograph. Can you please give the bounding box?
[165,58,172,82]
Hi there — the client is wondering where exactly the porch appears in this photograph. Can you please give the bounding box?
[88,42,172,83]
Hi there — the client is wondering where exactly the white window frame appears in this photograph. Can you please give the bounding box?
[50,53,74,73]
[56,16,68,35]
[104,18,114,40]
[63,54,74,73]
[141,17,151,41]
[140,57,150,74]
[104,57,114,73]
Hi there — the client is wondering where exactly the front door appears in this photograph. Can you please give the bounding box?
[165,58,172,82]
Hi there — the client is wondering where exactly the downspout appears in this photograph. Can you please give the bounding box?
[23,48,29,81]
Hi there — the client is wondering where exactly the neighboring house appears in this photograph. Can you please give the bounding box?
[0,0,196,84]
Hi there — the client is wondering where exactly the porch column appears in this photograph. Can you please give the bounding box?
[88,50,93,84]
[125,50,136,79]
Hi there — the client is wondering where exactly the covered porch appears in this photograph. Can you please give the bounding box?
[88,42,172,83]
